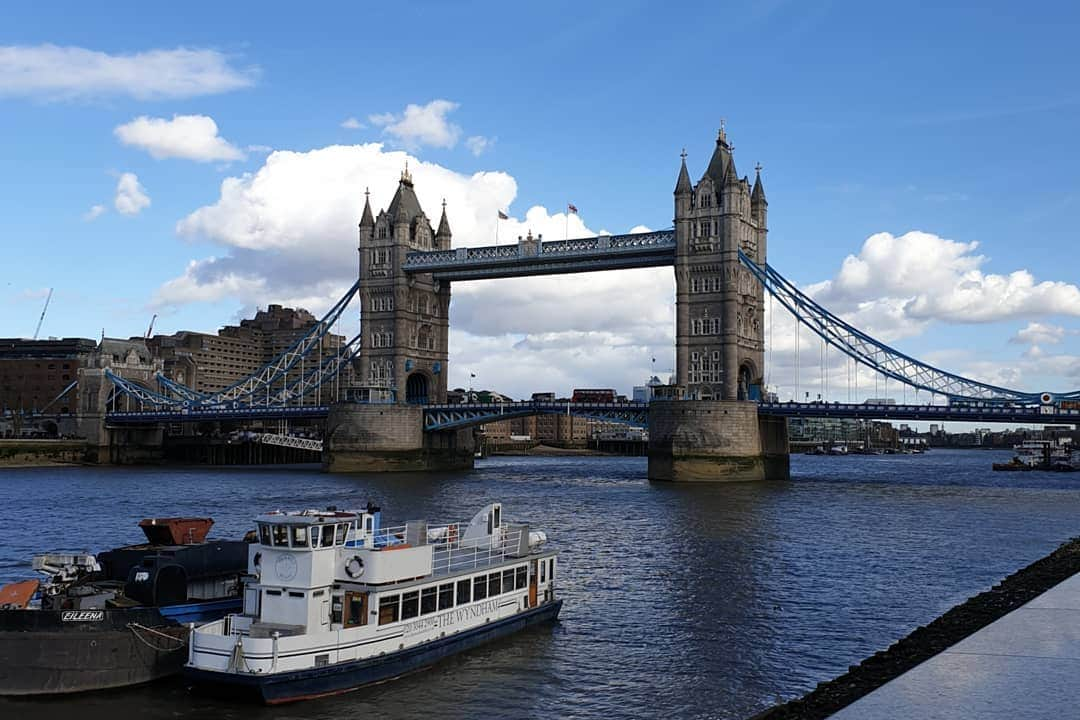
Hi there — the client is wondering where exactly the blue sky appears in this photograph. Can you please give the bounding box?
[3,1,1080,401]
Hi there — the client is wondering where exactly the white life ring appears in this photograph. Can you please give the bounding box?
[345,555,364,578]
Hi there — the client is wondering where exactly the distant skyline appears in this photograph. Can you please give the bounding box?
[3,1,1080,402]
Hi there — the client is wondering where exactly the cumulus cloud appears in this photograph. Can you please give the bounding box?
[369,100,462,150]
[1010,321,1068,346]
[83,204,106,221]
[114,173,150,215]
[465,135,494,156]
[340,117,363,130]
[114,114,245,162]
[810,231,1080,329]
[0,44,256,100]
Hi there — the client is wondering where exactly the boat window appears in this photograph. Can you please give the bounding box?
[266,589,282,596]
[291,526,308,548]
[311,529,321,549]
[378,595,400,625]
[289,591,304,598]
[549,558,555,580]
[272,525,289,547]
[438,583,454,610]
[335,523,348,545]
[488,572,501,596]
[540,561,546,583]
[420,587,437,615]
[322,524,336,547]
[456,578,471,605]
[493,505,501,528]
[365,517,373,533]
[473,576,487,601]
[259,524,271,546]
[502,569,514,591]
[401,591,419,620]
[515,566,527,590]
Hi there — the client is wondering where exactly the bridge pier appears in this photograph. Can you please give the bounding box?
[323,404,474,473]
[647,400,789,482]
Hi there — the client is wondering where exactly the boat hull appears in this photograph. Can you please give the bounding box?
[0,599,241,696]
[186,599,563,704]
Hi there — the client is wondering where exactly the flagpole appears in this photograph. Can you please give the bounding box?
[565,204,569,240]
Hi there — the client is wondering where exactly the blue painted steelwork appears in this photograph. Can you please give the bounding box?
[758,401,1080,424]
[738,250,1080,404]
[423,401,648,431]
[106,405,331,425]
[402,231,676,281]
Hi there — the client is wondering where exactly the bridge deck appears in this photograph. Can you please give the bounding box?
[402,231,676,281]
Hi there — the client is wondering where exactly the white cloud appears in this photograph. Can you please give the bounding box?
[369,100,462,150]
[340,117,363,130]
[810,231,1080,329]
[465,135,493,156]
[1010,321,1067,346]
[83,204,106,221]
[0,44,256,100]
[114,173,150,215]
[114,115,245,162]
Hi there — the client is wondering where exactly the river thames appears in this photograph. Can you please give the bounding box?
[2,449,1079,719]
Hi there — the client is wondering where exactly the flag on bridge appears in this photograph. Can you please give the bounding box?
[497,210,509,220]
[567,203,578,214]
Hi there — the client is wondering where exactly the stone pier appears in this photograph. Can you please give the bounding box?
[647,400,789,482]
[323,404,474,473]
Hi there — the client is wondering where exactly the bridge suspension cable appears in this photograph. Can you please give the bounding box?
[738,250,1073,404]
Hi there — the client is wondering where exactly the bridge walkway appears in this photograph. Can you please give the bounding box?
[829,570,1080,719]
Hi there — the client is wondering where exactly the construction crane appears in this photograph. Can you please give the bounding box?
[33,288,53,340]
[145,313,158,339]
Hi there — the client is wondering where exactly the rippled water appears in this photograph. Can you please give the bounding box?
[2,449,1079,719]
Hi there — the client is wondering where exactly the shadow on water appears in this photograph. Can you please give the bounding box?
[2,449,1079,718]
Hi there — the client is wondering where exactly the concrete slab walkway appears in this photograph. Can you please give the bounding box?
[829,572,1080,719]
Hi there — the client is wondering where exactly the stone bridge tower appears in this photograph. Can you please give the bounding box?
[356,167,451,405]
[649,126,787,482]
[674,125,766,401]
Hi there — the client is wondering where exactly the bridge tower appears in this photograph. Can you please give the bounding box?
[673,125,765,400]
[649,126,788,482]
[356,167,450,405]
[325,169,471,472]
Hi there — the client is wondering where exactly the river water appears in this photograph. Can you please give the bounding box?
[2,449,1079,719]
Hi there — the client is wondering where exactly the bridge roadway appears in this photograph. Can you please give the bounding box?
[104,400,1080,428]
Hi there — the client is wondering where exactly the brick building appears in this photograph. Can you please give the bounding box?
[0,337,96,414]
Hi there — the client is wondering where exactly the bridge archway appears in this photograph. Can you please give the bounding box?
[406,373,430,405]
[738,362,755,401]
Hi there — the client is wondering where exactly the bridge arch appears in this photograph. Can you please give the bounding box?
[405,372,431,405]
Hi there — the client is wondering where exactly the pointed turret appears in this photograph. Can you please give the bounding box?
[674,150,692,196]
[359,188,375,229]
[436,199,451,238]
[387,163,422,227]
[751,163,766,205]
[704,122,736,185]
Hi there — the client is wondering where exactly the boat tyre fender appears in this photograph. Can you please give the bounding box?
[345,555,364,578]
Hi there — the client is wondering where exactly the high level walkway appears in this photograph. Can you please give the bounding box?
[829,571,1080,719]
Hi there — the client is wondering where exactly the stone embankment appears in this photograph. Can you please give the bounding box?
[0,439,89,467]
[750,536,1080,720]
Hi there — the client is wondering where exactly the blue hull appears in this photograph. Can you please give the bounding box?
[159,597,242,624]
[186,600,563,704]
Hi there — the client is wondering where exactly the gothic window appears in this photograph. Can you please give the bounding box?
[711,318,720,335]
[690,278,698,293]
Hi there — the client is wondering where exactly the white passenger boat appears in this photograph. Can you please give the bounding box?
[185,502,561,704]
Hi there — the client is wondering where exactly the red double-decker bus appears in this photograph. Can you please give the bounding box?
[571,388,616,403]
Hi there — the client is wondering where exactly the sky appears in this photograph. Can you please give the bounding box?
[2,1,1080,403]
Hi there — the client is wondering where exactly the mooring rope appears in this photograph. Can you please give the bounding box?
[127,622,187,652]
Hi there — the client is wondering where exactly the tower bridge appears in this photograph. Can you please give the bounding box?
[101,126,1080,479]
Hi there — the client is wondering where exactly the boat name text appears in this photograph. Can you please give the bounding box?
[60,610,104,622]
[401,599,501,636]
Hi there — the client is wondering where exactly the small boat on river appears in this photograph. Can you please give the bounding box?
[0,518,248,696]
[185,502,562,704]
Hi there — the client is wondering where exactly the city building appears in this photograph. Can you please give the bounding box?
[633,376,665,402]
[0,337,97,415]
[149,304,348,402]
